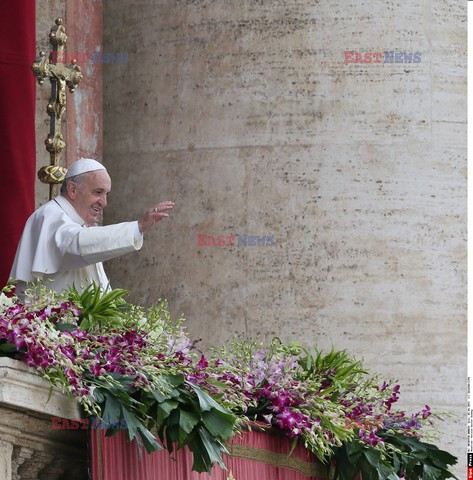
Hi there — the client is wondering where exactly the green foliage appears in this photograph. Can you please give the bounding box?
[142,376,237,472]
[90,373,162,453]
[293,342,368,396]
[331,440,400,480]
[331,433,458,480]
[87,373,238,473]
[68,283,129,331]
[379,432,458,480]
[0,340,18,355]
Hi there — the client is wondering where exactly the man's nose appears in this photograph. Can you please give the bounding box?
[99,195,107,208]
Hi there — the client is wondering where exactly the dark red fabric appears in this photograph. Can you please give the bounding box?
[0,0,36,287]
[91,428,328,480]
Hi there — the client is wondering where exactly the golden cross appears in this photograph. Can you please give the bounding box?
[227,471,235,480]
[32,18,83,199]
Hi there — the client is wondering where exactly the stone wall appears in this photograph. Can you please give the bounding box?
[103,0,466,474]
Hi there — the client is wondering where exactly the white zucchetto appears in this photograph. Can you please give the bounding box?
[65,158,106,179]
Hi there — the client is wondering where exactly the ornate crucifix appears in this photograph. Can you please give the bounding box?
[32,18,83,199]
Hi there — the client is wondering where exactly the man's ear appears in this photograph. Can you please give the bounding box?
[66,181,77,199]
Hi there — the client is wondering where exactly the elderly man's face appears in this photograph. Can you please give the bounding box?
[67,170,112,226]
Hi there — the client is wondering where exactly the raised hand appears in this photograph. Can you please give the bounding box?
[138,201,174,233]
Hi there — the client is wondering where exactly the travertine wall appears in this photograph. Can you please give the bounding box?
[103,0,466,471]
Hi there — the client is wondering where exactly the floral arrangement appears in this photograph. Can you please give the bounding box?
[0,283,457,479]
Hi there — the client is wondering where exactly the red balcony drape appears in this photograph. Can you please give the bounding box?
[0,0,36,287]
[91,428,328,480]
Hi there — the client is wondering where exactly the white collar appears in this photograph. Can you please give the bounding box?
[54,195,87,226]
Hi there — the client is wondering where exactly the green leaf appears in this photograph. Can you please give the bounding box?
[331,443,359,480]
[179,410,200,438]
[201,409,236,440]
[55,323,77,332]
[148,389,170,403]
[187,433,212,473]
[362,448,382,467]
[362,447,398,479]
[186,382,234,418]
[162,374,185,388]
[102,393,122,424]
[165,408,181,445]
[92,388,105,403]
[430,450,458,468]
[391,451,400,472]
[359,458,378,480]
[287,438,298,457]
[375,462,397,480]
[0,342,18,353]
[136,423,162,453]
[423,463,447,480]
[345,439,363,463]
[120,407,161,453]
[79,317,90,330]
[197,426,227,470]
[156,400,179,426]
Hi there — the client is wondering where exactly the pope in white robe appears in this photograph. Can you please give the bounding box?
[10,158,174,296]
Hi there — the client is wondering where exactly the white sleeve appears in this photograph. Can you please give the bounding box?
[60,222,143,269]
[133,221,143,241]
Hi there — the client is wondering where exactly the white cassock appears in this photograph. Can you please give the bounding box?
[10,195,143,296]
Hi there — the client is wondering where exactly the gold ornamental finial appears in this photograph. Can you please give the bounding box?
[32,17,83,199]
